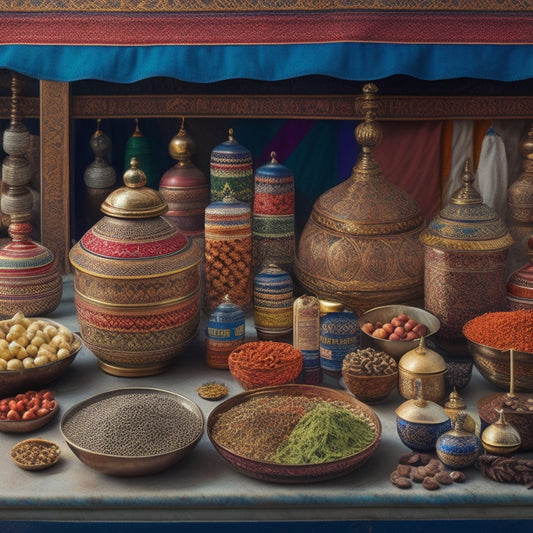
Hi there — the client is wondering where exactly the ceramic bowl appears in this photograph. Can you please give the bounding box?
[207,383,382,483]
[0,318,82,397]
[0,396,59,434]
[60,387,204,477]
[465,338,533,392]
[396,417,452,452]
[358,305,440,361]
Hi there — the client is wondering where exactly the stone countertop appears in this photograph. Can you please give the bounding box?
[0,276,532,522]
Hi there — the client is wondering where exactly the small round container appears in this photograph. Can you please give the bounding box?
[443,388,477,434]
[436,413,483,469]
[398,337,447,403]
[395,379,451,452]
[506,235,533,310]
[481,409,522,455]
[205,295,245,370]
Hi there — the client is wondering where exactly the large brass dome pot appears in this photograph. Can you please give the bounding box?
[295,84,425,315]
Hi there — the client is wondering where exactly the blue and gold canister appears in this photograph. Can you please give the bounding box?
[252,152,295,273]
[253,264,294,342]
[206,295,246,369]
[210,129,253,206]
[319,300,361,378]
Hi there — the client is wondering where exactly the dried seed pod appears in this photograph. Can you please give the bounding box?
[435,470,453,485]
[397,464,411,477]
[422,476,440,490]
[394,477,412,489]
[412,466,427,483]
[450,470,467,483]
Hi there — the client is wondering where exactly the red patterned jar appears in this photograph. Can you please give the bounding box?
[69,158,202,377]
[507,235,533,310]
[420,159,513,356]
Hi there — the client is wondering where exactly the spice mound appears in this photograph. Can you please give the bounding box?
[228,341,303,390]
[196,382,229,401]
[463,310,533,353]
[211,393,377,464]
[343,347,398,376]
[10,438,61,470]
[61,391,203,457]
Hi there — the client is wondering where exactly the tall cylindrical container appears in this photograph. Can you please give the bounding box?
[420,159,513,356]
[319,300,361,379]
[253,264,294,342]
[205,295,246,369]
[210,129,253,206]
[252,152,295,273]
[204,196,253,314]
[293,295,321,385]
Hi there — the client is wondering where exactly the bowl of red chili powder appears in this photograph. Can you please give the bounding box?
[463,310,533,392]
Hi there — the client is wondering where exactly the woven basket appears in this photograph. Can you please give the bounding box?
[228,341,302,390]
[342,370,398,404]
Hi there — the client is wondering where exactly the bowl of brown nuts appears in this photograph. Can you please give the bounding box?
[342,347,399,403]
[0,313,82,397]
[358,305,440,361]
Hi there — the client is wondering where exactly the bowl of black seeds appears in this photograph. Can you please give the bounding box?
[60,387,204,476]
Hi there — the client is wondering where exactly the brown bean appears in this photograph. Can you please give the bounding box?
[435,471,453,485]
[450,471,467,483]
[422,476,440,490]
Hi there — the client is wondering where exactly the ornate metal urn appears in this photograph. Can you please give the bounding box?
[69,158,202,377]
[295,84,425,315]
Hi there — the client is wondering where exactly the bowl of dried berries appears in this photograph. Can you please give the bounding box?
[228,341,303,390]
[60,387,204,476]
[207,383,382,483]
[0,389,59,433]
[342,347,399,404]
[0,313,82,397]
[358,305,440,361]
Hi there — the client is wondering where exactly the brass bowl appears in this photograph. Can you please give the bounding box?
[60,387,204,477]
[207,384,381,483]
[0,398,59,434]
[358,305,440,361]
[342,370,398,404]
[0,318,82,397]
[465,339,533,392]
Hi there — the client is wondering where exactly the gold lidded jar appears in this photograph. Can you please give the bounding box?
[481,409,522,455]
[69,157,203,377]
[420,159,513,355]
[398,337,447,403]
[443,388,477,434]
[295,83,425,316]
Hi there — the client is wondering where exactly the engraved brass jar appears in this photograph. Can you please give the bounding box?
[69,158,202,377]
[420,159,513,355]
[295,84,425,316]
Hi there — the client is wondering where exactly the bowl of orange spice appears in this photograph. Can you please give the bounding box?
[228,341,303,390]
[463,310,533,392]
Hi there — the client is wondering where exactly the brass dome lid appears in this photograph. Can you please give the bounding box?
[395,379,450,424]
[309,84,424,236]
[168,117,196,163]
[399,337,447,374]
[101,157,167,219]
[420,159,513,252]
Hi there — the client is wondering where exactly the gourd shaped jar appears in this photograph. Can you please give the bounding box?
[398,337,447,403]
[436,412,483,469]
[210,129,253,206]
[395,379,451,451]
[159,118,209,243]
[69,157,203,377]
[507,123,533,275]
[444,388,477,434]
[481,409,522,455]
[507,235,533,310]
[0,75,62,318]
[252,152,295,273]
[253,264,294,342]
[295,84,425,316]
[206,295,246,370]
[420,159,513,356]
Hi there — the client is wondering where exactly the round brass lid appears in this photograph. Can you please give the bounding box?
[319,299,347,314]
[395,380,449,424]
[420,159,513,252]
[398,337,447,374]
[101,157,167,219]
